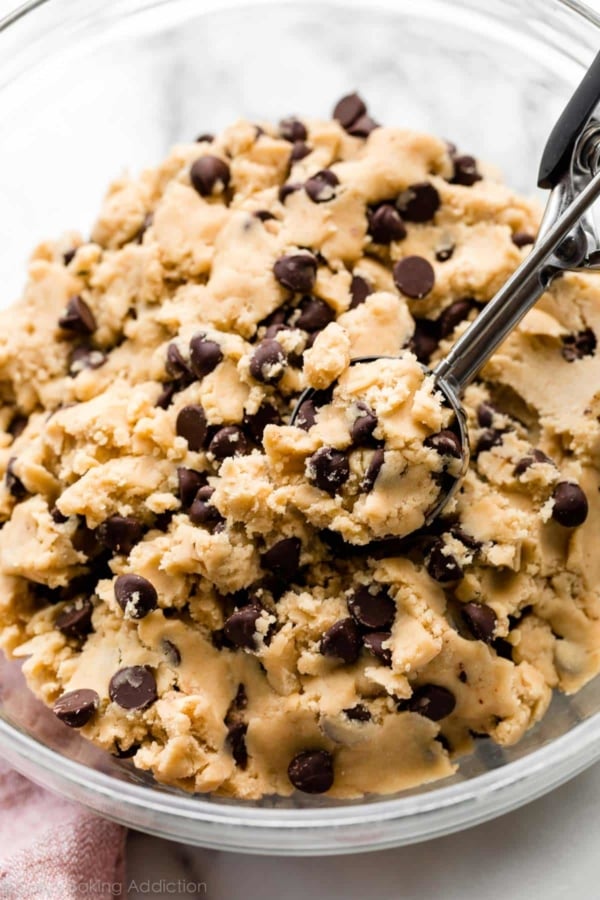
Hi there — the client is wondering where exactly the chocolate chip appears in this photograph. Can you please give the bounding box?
[72,521,103,560]
[551,482,588,527]
[223,604,263,649]
[226,721,248,768]
[68,344,106,376]
[156,382,178,410]
[407,684,456,720]
[426,539,463,582]
[262,306,288,330]
[320,617,361,664]
[177,467,207,508]
[50,506,69,524]
[58,296,97,335]
[333,92,367,129]
[435,243,455,262]
[347,115,379,137]
[153,511,174,532]
[305,169,339,203]
[307,447,350,495]
[244,403,281,442]
[109,666,157,710]
[349,274,372,309]
[162,639,181,666]
[263,322,288,340]
[262,537,302,583]
[190,155,230,196]
[288,749,334,793]
[295,398,317,431]
[348,585,395,630]
[114,574,158,619]
[451,154,482,186]
[561,328,597,362]
[5,457,26,500]
[475,428,504,455]
[393,256,435,299]
[278,182,303,204]
[290,141,312,162]
[396,182,440,223]
[53,689,99,728]
[409,318,439,364]
[424,429,462,459]
[476,402,495,428]
[273,254,317,293]
[249,339,287,384]
[361,448,385,492]
[279,117,307,142]
[98,516,144,555]
[347,404,377,447]
[513,448,552,476]
[55,597,94,640]
[295,297,335,332]
[63,248,77,265]
[195,133,214,143]
[8,414,27,440]
[363,631,392,666]
[343,704,371,721]
[368,204,407,244]
[189,334,223,378]
[189,485,224,530]
[254,209,276,222]
[175,405,208,451]
[208,425,249,461]
[461,601,496,643]
[113,741,140,759]
[437,299,473,338]
[512,231,535,248]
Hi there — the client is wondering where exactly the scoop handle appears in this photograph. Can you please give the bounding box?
[538,50,600,189]
[433,169,600,395]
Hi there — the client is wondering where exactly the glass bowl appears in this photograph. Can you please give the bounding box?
[1,0,600,856]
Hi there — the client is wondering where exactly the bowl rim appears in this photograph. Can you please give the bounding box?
[1,702,600,829]
[1,0,600,852]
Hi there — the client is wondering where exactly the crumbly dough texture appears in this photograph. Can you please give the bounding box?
[1,99,600,800]
[264,353,460,544]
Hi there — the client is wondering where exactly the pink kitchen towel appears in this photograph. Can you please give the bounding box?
[0,761,125,899]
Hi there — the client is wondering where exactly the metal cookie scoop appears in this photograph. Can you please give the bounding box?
[291,50,600,529]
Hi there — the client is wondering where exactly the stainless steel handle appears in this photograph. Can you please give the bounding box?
[433,167,600,395]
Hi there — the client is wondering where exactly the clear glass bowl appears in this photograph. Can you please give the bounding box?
[1,0,600,856]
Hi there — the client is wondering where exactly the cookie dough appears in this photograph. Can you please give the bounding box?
[0,92,599,801]
[263,351,463,544]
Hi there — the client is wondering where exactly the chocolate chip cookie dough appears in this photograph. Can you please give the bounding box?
[1,92,599,800]
[264,352,463,544]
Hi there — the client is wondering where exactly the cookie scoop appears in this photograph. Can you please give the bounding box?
[292,51,600,536]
